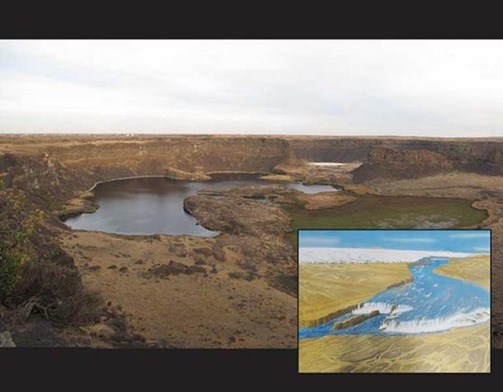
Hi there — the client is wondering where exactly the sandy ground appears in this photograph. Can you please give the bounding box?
[299,323,490,373]
[299,263,411,325]
[59,231,296,348]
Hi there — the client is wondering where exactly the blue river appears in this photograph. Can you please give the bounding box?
[299,258,490,339]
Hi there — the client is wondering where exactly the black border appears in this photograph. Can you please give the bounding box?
[2,3,503,39]
[297,228,493,374]
[2,21,503,387]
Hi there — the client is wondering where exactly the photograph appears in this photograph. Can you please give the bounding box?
[0,40,501,352]
[298,229,491,373]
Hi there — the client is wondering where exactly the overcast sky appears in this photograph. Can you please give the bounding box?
[1,40,502,136]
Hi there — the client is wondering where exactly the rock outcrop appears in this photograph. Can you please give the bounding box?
[2,136,502,210]
[352,146,455,182]
[287,136,503,177]
[0,136,300,210]
[183,193,291,236]
[332,310,380,330]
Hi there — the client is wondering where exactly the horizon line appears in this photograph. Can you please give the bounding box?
[1,132,502,140]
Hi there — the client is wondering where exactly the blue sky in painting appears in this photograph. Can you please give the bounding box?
[298,230,491,253]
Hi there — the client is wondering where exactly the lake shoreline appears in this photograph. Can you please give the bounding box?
[62,175,337,236]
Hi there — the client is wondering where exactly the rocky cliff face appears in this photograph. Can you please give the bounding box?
[289,138,377,162]
[288,137,503,179]
[352,146,456,182]
[2,136,503,207]
[394,139,503,175]
[0,137,299,208]
[45,137,291,174]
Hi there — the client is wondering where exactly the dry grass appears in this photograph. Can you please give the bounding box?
[14,258,101,326]
[299,263,411,325]
[368,172,503,200]
[436,255,490,290]
[59,231,297,348]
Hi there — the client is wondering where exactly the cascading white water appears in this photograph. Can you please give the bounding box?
[300,257,490,340]
[379,307,490,334]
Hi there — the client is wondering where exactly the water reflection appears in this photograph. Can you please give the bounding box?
[64,173,337,236]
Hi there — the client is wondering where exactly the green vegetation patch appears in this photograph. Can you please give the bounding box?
[283,195,487,232]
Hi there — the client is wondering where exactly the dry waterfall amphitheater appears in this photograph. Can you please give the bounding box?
[0,134,502,348]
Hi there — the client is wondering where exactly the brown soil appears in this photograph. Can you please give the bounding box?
[59,231,296,348]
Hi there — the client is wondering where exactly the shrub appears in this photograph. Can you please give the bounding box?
[0,245,27,303]
[14,258,100,325]
[0,192,39,303]
[0,190,100,325]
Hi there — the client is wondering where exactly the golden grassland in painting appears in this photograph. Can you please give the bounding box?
[299,323,489,373]
[436,255,490,290]
[299,263,411,326]
[299,256,490,373]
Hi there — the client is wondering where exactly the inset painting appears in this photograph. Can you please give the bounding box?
[298,229,490,373]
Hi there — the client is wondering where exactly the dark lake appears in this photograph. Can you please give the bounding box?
[63,173,337,236]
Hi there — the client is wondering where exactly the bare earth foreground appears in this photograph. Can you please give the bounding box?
[60,231,296,348]
[299,256,490,372]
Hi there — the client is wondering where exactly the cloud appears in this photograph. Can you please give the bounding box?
[449,232,490,239]
[385,237,435,243]
[1,40,503,135]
